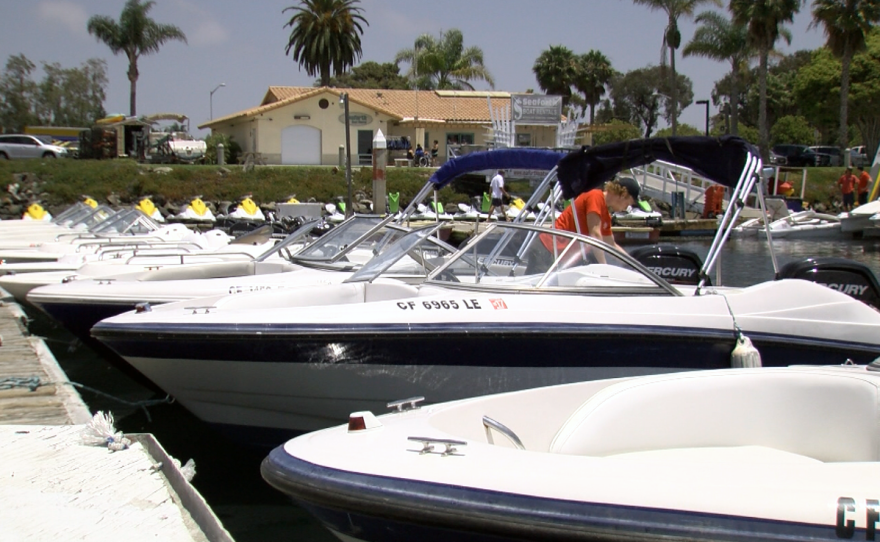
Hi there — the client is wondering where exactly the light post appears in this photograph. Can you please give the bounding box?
[695,99,709,137]
[340,93,353,218]
[210,83,226,120]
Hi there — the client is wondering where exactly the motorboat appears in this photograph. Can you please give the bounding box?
[90,138,880,442]
[91,220,880,440]
[0,204,119,250]
[30,215,457,341]
[0,226,274,303]
[758,210,842,239]
[839,199,880,234]
[262,363,880,542]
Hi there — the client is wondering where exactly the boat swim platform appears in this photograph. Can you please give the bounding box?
[0,287,234,542]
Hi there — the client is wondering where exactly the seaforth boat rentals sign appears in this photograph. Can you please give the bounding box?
[511,94,562,125]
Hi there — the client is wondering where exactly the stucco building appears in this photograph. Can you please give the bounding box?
[199,87,573,166]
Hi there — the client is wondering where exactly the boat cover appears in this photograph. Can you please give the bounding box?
[556,136,758,199]
[428,148,567,188]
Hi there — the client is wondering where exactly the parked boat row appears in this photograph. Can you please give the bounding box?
[10,138,880,541]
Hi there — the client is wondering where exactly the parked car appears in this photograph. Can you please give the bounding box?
[809,146,843,167]
[770,144,818,167]
[848,145,870,168]
[0,134,69,159]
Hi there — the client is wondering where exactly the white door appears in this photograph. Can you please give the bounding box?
[281,125,321,165]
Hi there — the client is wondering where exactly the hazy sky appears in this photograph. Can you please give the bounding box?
[1,0,827,137]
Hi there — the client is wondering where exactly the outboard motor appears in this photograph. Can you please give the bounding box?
[629,245,706,286]
[776,257,880,310]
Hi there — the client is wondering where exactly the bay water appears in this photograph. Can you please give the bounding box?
[25,235,880,541]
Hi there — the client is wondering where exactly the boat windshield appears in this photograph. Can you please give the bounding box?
[291,215,391,263]
[344,224,457,283]
[427,223,679,295]
[254,219,321,262]
[69,206,120,231]
[90,209,160,234]
[51,202,90,224]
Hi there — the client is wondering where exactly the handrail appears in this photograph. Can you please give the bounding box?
[482,415,524,450]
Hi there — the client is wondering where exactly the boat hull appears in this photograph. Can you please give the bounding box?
[92,322,880,439]
[262,449,852,542]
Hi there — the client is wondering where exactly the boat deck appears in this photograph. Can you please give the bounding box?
[0,287,233,542]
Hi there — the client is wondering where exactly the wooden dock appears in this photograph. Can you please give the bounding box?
[0,288,233,542]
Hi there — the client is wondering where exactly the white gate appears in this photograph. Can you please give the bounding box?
[281,125,321,165]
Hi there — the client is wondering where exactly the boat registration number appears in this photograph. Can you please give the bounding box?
[836,497,879,538]
[397,299,483,310]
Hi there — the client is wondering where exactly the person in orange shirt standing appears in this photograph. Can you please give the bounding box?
[838,167,858,212]
[858,166,872,206]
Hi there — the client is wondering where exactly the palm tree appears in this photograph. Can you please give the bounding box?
[573,50,615,124]
[87,0,186,116]
[632,0,722,135]
[394,29,494,90]
[532,45,578,104]
[683,11,753,135]
[810,0,880,151]
[730,0,803,158]
[284,0,368,87]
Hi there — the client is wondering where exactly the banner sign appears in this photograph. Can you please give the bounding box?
[511,94,562,125]
[339,113,373,126]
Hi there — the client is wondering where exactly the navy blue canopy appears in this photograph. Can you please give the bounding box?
[556,136,759,199]
[428,148,568,188]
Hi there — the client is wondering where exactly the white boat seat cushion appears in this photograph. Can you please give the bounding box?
[549,369,880,462]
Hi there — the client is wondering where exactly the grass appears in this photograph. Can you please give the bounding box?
[0,158,850,215]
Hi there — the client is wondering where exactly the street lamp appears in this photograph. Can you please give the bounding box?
[695,99,710,137]
[210,83,226,120]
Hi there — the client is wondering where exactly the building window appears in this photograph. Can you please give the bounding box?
[319,99,329,109]
[446,133,474,145]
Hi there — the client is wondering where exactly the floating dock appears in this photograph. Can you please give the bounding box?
[0,289,233,542]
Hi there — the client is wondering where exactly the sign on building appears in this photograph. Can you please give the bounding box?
[511,94,562,125]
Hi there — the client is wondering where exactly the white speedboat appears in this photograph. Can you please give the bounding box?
[30,216,457,340]
[839,199,880,234]
[759,210,843,239]
[262,363,880,542]
[90,138,880,441]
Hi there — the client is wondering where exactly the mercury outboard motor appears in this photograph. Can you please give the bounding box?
[629,245,706,286]
[776,257,880,310]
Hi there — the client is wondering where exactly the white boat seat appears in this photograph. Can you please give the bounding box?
[549,369,880,462]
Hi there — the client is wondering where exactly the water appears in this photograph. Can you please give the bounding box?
[25,235,880,542]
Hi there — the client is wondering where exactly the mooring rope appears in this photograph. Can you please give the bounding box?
[0,376,173,422]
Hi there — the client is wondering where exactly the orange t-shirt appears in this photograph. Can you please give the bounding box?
[839,174,857,195]
[555,189,612,237]
[859,171,871,194]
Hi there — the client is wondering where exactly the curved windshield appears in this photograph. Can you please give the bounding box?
[345,224,457,283]
[292,215,390,262]
[427,223,679,295]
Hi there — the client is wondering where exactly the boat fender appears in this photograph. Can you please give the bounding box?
[776,257,880,310]
[731,333,762,368]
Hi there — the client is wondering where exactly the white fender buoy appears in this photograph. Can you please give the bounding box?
[731,334,762,368]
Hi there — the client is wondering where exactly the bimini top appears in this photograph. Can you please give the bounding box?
[428,148,568,189]
[556,136,758,199]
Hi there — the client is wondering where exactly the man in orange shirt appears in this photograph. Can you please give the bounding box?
[838,167,857,212]
[552,177,639,263]
[858,166,872,206]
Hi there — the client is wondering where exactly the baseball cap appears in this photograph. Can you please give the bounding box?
[617,177,641,201]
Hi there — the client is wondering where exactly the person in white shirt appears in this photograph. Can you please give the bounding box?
[487,169,510,221]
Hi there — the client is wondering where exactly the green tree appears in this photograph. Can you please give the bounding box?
[683,10,753,134]
[770,114,816,144]
[730,0,802,159]
[792,48,841,141]
[326,61,410,89]
[531,45,577,104]
[810,0,880,150]
[87,0,186,117]
[610,67,665,137]
[656,123,702,136]
[37,58,108,127]
[284,0,368,87]
[592,119,642,145]
[395,29,494,91]
[0,54,38,133]
[632,0,722,135]
[573,50,615,124]
[847,27,880,156]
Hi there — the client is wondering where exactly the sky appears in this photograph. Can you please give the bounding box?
[1,0,829,138]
